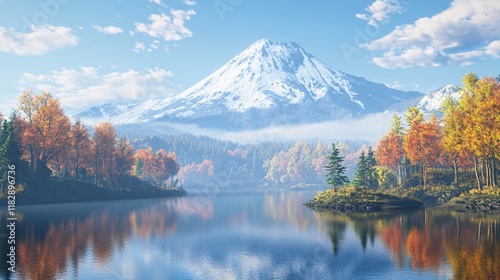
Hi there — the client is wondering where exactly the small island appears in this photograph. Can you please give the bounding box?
[305,186,422,212]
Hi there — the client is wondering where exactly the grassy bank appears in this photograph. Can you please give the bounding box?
[305,186,423,212]
[446,187,500,212]
[0,176,187,206]
[306,184,500,213]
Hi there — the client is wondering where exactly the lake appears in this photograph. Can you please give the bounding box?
[1,189,499,280]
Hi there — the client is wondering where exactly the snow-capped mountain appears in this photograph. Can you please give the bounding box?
[77,39,423,129]
[74,103,131,124]
[417,85,461,112]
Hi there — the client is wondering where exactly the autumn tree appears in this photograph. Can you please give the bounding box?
[18,91,71,176]
[441,96,472,185]
[134,148,181,188]
[458,74,500,189]
[91,122,117,187]
[324,143,349,190]
[376,167,396,189]
[404,113,442,188]
[264,141,329,186]
[154,149,180,188]
[376,114,407,186]
[134,148,155,183]
[68,119,91,180]
[114,138,135,189]
[405,107,424,125]
[178,159,215,187]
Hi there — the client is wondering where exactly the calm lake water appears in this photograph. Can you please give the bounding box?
[1,189,499,280]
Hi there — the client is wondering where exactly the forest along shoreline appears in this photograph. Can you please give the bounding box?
[1,73,500,210]
[305,73,500,214]
[0,91,186,206]
[0,176,186,206]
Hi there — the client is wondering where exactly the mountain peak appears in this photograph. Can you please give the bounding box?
[242,39,306,60]
[78,40,423,129]
[418,84,461,112]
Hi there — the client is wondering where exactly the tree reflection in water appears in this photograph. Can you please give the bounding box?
[320,209,500,280]
[2,197,212,280]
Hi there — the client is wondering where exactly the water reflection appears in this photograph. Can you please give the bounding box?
[320,209,500,280]
[1,197,212,280]
[263,191,318,230]
[0,191,498,279]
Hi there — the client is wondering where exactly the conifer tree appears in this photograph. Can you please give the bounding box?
[353,151,368,188]
[324,143,349,190]
[366,147,378,188]
[353,147,378,189]
[134,158,144,177]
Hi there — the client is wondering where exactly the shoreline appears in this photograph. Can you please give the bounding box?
[304,186,500,213]
[0,177,187,207]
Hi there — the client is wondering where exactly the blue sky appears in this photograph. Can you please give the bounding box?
[0,0,499,116]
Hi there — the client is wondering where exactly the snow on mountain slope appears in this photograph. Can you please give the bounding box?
[78,39,423,129]
[418,85,461,112]
[73,103,132,124]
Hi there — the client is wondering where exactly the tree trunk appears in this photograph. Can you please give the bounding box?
[492,154,497,187]
[474,157,482,191]
[453,158,459,186]
[422,165,427,188]
[485,158,491,187]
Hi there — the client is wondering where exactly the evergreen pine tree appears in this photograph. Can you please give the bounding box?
[353,147,379,189]
[324,143,349,190]
[134,158,144,178]
[0,118,23,189]
[353,151,368,188]
[366,147,379,189]
[2,120,22,165]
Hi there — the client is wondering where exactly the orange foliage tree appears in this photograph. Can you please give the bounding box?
[69,119,91,180]
[376,114,406,185]
[404,113,442,187]
[178,159,215,187]
[134,148,181,188]
[91,122,117,187]
[376,131,405,185]
[18,91,71,176]
[459,74,500,189]
[114,137,135,188]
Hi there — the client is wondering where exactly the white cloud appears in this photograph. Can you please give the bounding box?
[485,40,500,58]
[19,67,177,115]
[364,0,500,68]
[356,0,403,26]
[134,9,196,41]
[183,0,196,6]
[133,42,146,53]
[0,25,78,55]
[148,40,160,51]
[149,0,165,6]
[134,41,160,53]
[93,25,123,35]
